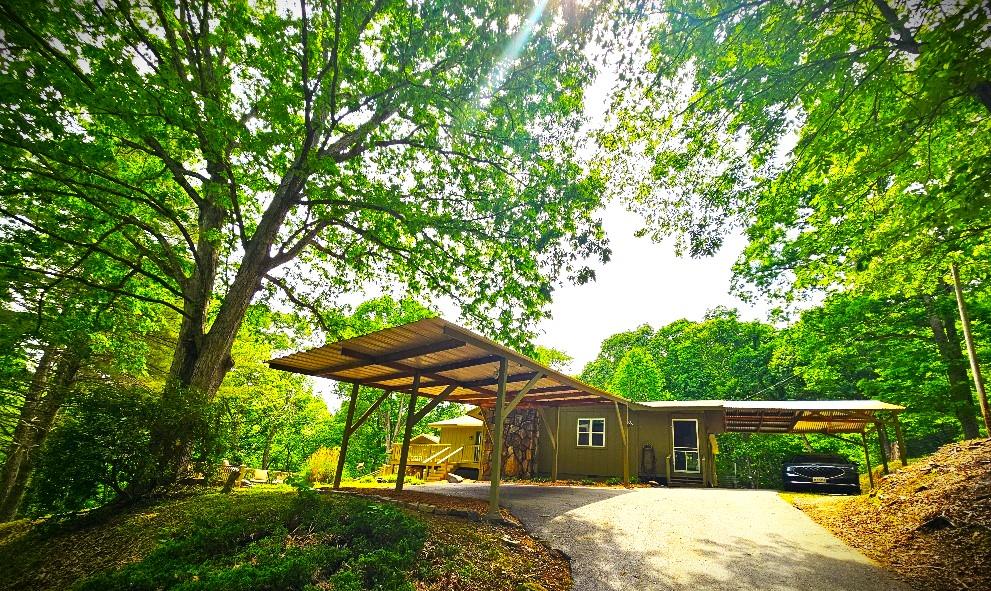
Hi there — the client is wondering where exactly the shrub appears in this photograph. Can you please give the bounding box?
[302,447,341,484]
[73,494,426,591]
[26,383,159,516]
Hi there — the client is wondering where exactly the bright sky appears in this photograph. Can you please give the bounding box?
[531,210,769,374]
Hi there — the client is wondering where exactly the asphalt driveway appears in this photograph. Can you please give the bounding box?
[419,483,911,591]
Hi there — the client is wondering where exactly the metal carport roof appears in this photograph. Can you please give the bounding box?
[268,316,628,408]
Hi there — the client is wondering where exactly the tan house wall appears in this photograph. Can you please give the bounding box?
[536,406,723,485]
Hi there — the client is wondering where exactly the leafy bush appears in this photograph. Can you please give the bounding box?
[26,383,159,515]
[73,494,426,591]
[302,446,341,484]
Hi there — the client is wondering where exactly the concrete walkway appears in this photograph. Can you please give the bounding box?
[419,483,911,591]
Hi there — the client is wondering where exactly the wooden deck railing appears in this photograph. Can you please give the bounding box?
[388,443,480,466]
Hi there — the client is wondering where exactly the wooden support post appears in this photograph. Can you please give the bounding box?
[875,422,890,475]
[861,431,874,490]
[333,382,360,489]
[951,262,991,435]
[488,358,508,520]
[614,402,629,486]
[553,406,561,481]
[395,373,421,492]
[893,414,908,466]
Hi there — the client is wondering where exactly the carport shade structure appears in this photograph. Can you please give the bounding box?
[267,317,633,519]
[719,399,908,488]
[267,317,907,516]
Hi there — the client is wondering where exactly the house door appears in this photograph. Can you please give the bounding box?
[672,419,700,473]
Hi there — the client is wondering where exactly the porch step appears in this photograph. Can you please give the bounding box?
[668,475,704,488]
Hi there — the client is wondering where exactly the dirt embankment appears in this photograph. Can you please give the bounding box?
[791,438,991,591]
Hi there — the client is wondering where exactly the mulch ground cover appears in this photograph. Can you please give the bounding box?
[789,438,991,591]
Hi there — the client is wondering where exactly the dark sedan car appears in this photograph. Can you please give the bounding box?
[782,454,861,494]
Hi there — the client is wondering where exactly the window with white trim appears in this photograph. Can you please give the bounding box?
[577,418,605,447]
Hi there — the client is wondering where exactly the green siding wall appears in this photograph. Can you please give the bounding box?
[536,406,722,483]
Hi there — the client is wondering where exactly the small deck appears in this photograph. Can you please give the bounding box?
[381,443,481,481]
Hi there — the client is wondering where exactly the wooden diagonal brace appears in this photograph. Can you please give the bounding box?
[502,373,544,420]
[411,384,458,424]
[346,389,391,437]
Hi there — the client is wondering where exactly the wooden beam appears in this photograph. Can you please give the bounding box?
[892,413,908,467]
[527,385,576,394]
[334,382,360,489]
[553,406,560,481]
[502,373,544,420]
[861,431,874,490]
[441,325,631,405]
[488,358,508,520]
[340,338,465,365]
[310,340,464,375]
[411,384,458,424]
[875,420,890,475]
[359,378,448,392]
[614,402,629,486]
[395,374,421,491]
[363,355,502,383]
[464,371,539,389]
[371,360,494,396]
[346,390,392,436]
[448,388,584,405]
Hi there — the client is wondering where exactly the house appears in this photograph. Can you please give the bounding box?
[535,400,724,486]
[269,317,906,517]
[381,411,484,480]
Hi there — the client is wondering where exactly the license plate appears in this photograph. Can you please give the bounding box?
[812,476,827,484]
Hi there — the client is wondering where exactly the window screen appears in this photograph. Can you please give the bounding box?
[673,420,698,449]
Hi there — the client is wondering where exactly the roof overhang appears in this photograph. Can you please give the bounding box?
[267,317,629,408]
[720,400,904,434]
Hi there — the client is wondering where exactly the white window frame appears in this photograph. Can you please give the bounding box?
[577,417,606,448]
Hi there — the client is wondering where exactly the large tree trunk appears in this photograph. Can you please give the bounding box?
[0,348,81,521]
[143,148,303,492]
[925,294,981,439]
[145,196,272,487]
